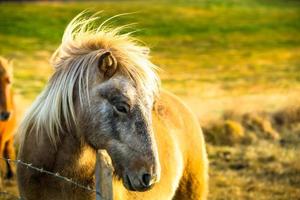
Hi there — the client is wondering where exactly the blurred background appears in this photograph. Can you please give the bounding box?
[0,0,300,199]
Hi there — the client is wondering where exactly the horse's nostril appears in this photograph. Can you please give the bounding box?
[142,173,152,187]
[0,112,10,121]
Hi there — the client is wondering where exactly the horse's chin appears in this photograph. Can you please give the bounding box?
[123,174,137,191]
[112,165,141,191]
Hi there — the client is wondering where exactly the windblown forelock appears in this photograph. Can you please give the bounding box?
[18,12,160,148]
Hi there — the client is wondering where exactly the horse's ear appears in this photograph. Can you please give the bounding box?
[6,58,14,77]
[98,51,117,79]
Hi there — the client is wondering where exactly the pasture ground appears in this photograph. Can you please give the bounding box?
[0,0,300,199]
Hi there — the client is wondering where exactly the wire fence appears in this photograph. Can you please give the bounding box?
[0,155,112,200]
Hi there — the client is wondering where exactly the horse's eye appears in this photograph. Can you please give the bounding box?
[115,103,130,114]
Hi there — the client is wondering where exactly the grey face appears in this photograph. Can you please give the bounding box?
[80,73,161,192]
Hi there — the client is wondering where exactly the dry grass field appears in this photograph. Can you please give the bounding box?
[0,0,300,199]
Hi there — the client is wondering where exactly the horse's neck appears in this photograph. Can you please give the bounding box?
[20,130,96,181]
[54,133,97,180]
[19,130,58,170]
[6,88,14,110]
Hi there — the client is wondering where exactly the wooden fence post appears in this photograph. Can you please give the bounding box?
[96,150,113,200]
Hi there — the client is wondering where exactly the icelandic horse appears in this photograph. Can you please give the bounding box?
[17,13,208,200]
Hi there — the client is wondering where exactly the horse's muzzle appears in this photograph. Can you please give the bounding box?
[123,172,157,192]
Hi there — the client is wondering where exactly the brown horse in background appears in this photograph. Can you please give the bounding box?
[17,13,208,200]
[0,57,16,182]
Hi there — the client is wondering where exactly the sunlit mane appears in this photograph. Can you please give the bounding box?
[18,12,160,147]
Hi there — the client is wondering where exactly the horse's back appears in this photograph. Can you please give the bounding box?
[115,90,208,200]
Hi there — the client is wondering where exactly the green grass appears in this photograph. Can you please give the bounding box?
[0,0,300,199]
[1,0,300,99]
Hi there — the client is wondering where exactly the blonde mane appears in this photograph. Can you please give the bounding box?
[18,13,160,147]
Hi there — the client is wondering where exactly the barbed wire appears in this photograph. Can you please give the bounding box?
[0,157,103,199]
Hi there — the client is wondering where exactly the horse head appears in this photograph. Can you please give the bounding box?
[77,50,161,192]
[0,57,12,121]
